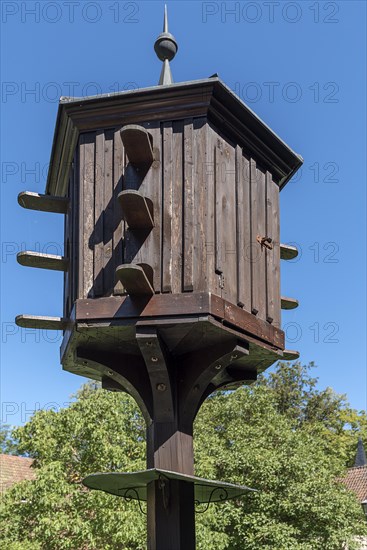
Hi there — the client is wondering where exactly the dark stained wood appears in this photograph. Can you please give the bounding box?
[214,144,224,277]
[115,264,155,296]
[183,119,194,291]
[162,122,173,293]
[250,159,265,319]
[71,153,79,306]
[120,124,154,167]
[221,139,237,305]
[17,251,68,272]
[47,79,303,197]
[205,123,219,296]
[283,349,300,360]
[136,328,174,423]
[266,171,281,326]
[236,148,251,311]
[281,296,299,310]
[147,479,195,550]
[75,292,284,349]
[280,244,298,260]
[93,131,105,297]
[255,166,267,320]
[211,294,284,349]
[18,191,69,214]
[118,190,154,230]
[102,130,115,295]
[113,128,125,295]
[194,118,208,292]
[15,315,68,330]
[128,122,162,292]
[171,121,183,294]
[78,133,95,298]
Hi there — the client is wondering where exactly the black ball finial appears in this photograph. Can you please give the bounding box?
[154,5,178,63]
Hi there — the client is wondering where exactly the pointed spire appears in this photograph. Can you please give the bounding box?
[355,437,367,467]
[154,5,178,86]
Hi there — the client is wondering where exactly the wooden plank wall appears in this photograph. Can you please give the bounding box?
[68,119,280,327]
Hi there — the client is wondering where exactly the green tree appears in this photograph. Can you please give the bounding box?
[0,423,18,455]
[0,365,366,549]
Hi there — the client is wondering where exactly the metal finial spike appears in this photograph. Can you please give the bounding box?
[154,5,178,86]
[163,4,168,33]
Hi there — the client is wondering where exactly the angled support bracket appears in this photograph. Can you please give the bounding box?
[136,326,174,423]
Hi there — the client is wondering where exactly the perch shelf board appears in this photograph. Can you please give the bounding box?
[281,296,299,310]
[115,264,155,296]
[280,244,298,260]
[15,315,68,330]
[17,251,68,271]
[283,349,300,361]
[118,190,154,230]
[120,125,154,167]
[18,191,69,214]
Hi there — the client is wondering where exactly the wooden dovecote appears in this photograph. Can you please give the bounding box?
[16,76,302,376]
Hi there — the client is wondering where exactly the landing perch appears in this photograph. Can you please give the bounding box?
[281,296,299,310]
[120,125,154,167]
[115,264,155,296]
[280,244,298,260]
[118,190,154,230]
[17,251,68,272]
[18,191,68,214]
[15,315,68,330]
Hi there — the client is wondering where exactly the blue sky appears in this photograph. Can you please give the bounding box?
[1,0,366,426]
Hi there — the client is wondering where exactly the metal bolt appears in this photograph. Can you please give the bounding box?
[215,364,222,370]
[156,383,166,392]
[146,341,153,347]
[151,356,158,363]
[231,354,238,361]
[107,371,113,376]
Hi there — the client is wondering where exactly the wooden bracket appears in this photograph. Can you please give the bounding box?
[15,315,68,330]
[115,264,155,296]
[120,125,154,167]
[18,191,69,214]
[74,348,152,423]
[280,244,298,260]
[17,251,68,272]
[118,190,154,230]
[180,341,250,424]
[136,327,174,423]
[281,296,299,310]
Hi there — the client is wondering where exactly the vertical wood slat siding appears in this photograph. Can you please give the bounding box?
[236,148,252,311]
[113,129,124,295]
[251,163,267,320]
[205,123,218,296]
[183,119,194,292]
[72,121,280,325]
[63,173,71,316]
[162,123,173,292]
[148,122,162,293]
[266,172,281,327]
[194,118,208,291]
[224,142,237,305]
[94,131,105,296]
[214,144,223,277]
[78,133,95,299]
[171,121,183,294]
[72,153,79,306]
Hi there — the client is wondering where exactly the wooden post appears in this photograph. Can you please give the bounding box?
[146,421,195,550]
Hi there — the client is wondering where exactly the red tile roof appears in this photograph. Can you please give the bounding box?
[341,465,367,503]
[0,454,35,493]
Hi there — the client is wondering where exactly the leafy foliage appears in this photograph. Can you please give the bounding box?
[0,423,18,455]
[0,364,366,549]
